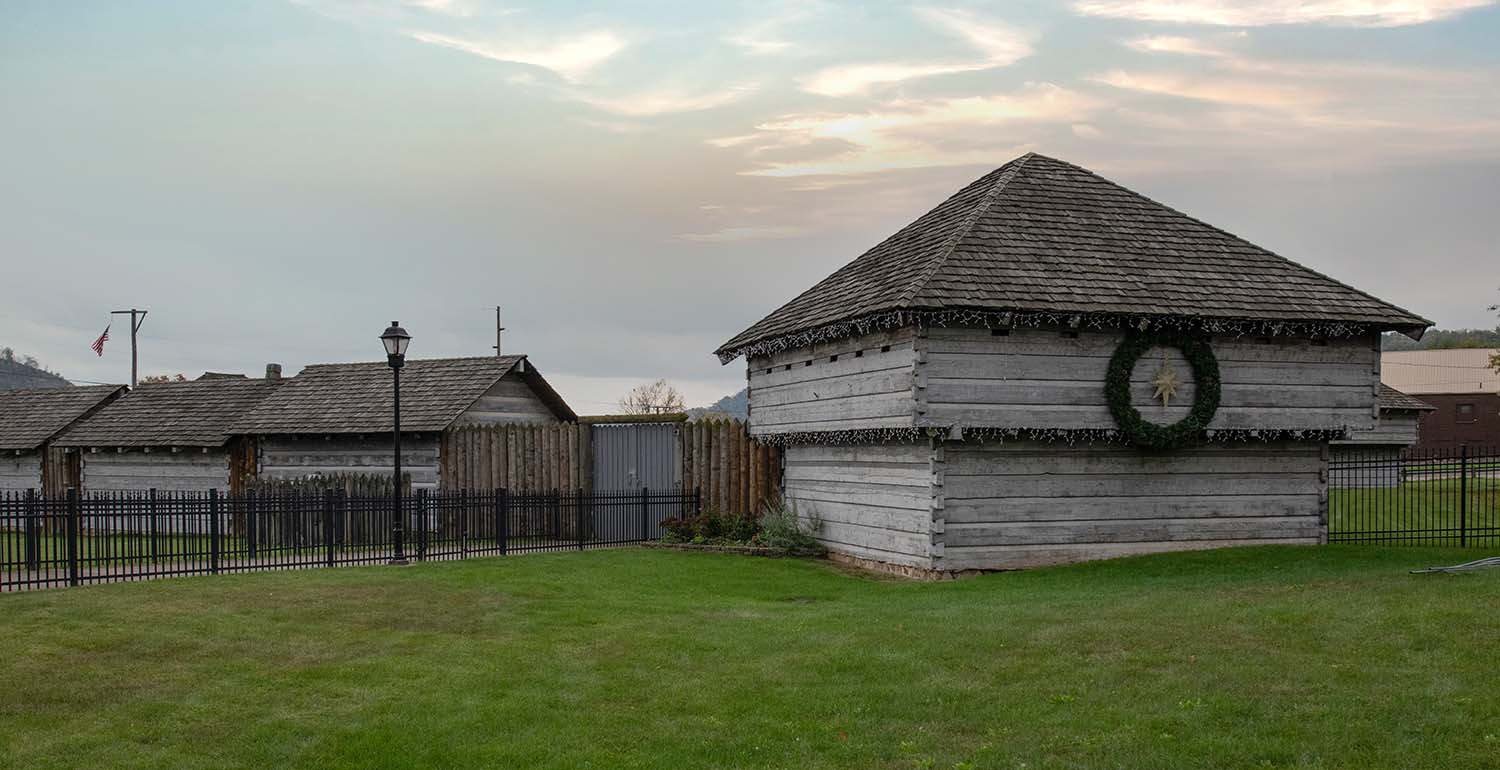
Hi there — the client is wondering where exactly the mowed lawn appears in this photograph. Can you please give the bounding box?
[3,547,1498,769]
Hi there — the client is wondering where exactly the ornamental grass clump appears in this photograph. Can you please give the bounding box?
[756,500,822,552]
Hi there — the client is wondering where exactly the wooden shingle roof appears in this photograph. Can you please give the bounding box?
[234,355,575,435]
[0,385,126,451]
[53,379,275,448]
[1378,384,1436,412]
[717,153,1430,362]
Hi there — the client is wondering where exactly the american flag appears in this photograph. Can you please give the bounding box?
[91,325,110,357]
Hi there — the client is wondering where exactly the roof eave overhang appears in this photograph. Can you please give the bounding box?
[717,308,1434,364]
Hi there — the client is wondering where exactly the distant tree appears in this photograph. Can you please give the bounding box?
[618,379,686,415]
[139,374,187,384]
[1382,329,1500,351]
[1491,287,1499,372]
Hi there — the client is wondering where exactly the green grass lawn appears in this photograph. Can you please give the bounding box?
[1330,477,1500,544]
[3,547,1498,769]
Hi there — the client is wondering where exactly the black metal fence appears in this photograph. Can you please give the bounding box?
[1328,445,1500,546]
[0,487,700,592]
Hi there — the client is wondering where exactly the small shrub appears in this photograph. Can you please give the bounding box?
[755,499,822,551]
[660,516,697,543]
[658,498,822,554]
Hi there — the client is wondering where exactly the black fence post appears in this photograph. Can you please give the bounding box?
[640,486,649,543]
[149,488,159,565]
[324,489,336,568]
[65,488,80,587]
[209,489,221,575]
[417,488,428,561]
[551,489,561,539]
[23,489,39,572]
[1460,444,1469,547]
[459,488,469,559]
[577,488,585,551]
[499,488,509,555]
[246,490,258,560]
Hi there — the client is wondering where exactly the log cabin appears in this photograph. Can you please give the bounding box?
[1328,385,1434,488]
[51,378,276,494]
[0,385,125,495]
[233,355,575,490]
[716,153,1431,575]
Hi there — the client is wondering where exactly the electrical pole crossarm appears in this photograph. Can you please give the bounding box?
[109,308,147,387]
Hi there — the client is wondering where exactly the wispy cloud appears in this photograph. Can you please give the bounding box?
[405,29,625,82]
[675,225,807,242]
[402,0,479,17]
[799,8,1033,97]
[1074,0,1494,27]
[726,1,825,55]
[1125,35,1231,57]
[717,82,1098,175]
[1092,70,1323,108]
[573,83,760,116]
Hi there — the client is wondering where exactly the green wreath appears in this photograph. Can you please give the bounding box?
[1105,332,1221,451]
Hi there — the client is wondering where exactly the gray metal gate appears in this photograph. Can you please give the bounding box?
[591,422,681,491]
[591,422,682,541]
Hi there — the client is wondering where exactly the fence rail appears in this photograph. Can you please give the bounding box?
[0,487,700,592]
[1328,445,1500,546]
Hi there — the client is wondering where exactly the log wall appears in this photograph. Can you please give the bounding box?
[258,436,441,490]
[781,442,935,569]
[81,449,232,493]
[1333,411,1420,446]
[450,371,560,426]
[920,327,1380,432]
[0,452,41,494]
[746,328,917,436]
[935,439,1326,570]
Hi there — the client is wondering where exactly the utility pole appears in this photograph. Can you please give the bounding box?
[109,309,148,387]
[492,306,506,357]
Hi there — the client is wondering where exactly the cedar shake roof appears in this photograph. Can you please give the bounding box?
[718,153,1430,361]
[234,355,576,435]
[0,385,126,451]
[53,379,275,448]
[1378,384,1436,412]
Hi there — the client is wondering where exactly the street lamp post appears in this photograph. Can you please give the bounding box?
[381,321,411,565]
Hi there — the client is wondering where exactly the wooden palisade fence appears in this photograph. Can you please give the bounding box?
[681,419,780,517]
[439,420,780,515]
[441,423,591,494]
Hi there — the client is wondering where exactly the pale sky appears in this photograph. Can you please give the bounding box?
[3,0,1497,411]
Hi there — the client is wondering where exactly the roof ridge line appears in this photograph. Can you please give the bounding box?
[896,153,1034,307]
[304,354,525,369]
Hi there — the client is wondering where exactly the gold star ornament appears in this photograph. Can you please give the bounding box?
[1151,351,1183,408]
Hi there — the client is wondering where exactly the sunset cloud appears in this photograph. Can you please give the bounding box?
[405,29,625,82]
[1092,70,1324,108]
[720,83,1098,175]
[1074,0,1494,27]
[573,82,760,117]
[725,1,826,55]
[799,8,1033,96]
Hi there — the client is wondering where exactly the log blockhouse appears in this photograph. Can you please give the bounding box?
[50,378,273,494]
[234,356,574,490]
[0,385,125,495]
[719,153,1432,574]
